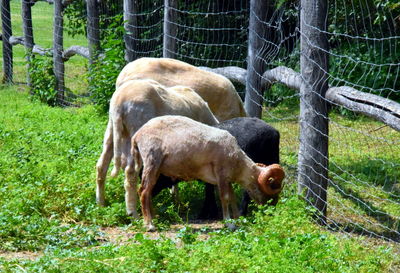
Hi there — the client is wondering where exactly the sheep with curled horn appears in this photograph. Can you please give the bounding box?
[131,115,285,231]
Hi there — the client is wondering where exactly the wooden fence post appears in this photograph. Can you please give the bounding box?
[1,0,13,83]
[244,0,270,118]
[298,0,329,223]
[53,0,65,103]
[123,0,138,62]
[163,0,177,59]
[22,0,34,87]
[86,0,100,65]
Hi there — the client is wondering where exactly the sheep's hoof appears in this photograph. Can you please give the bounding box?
[225,222,237,231]
[146,224,156,232]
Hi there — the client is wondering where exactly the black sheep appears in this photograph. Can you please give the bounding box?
[151,117,280,219]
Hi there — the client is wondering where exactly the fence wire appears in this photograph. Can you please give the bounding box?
[1,0,399,243]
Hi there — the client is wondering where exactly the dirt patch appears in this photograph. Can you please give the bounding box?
[0,221,224,261]
[99,220,224,244]
[0,251,42,261]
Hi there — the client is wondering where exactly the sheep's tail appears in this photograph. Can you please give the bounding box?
[110,114,123,178]
[132,138,142,174]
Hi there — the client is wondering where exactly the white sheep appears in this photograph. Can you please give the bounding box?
[131,115,285,231]
[96,79,219,217]
[116,57,247,121]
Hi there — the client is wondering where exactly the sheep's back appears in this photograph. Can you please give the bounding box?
[215,117,280,165]
[133,116,245,182]
[110,79,217,126]
[116,58,247,121]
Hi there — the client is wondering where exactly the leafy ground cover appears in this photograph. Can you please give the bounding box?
[1,3,399,271]
[0,1,87,92]
[0,86,399,272]
[264,100,400,241]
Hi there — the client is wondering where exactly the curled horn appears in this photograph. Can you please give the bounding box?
[257,164,285,195]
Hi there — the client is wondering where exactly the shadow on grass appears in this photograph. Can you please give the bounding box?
[330,157,400,203]
[329,180,400,242]
[327,221,400,243]
[326,217,400,243]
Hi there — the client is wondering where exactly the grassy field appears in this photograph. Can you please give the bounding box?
[0,1,88,92]
[264,103,400,237]
[0,86,398,271]
[1,2,399,271]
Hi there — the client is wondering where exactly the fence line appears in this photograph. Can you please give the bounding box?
[1,0,399,242]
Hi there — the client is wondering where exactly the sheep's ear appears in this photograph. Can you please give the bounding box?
[257,164,285,195]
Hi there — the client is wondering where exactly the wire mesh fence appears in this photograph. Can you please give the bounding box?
[1,0,399,242]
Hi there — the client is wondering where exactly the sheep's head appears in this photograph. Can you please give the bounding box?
[257,163,285,198]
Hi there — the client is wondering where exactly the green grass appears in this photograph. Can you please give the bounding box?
[0,87,398,272]
[1,3,399,271]
[0,1,88,92]
[264,103,400,240]
[2,198,397,272]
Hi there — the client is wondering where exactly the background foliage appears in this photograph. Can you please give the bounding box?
[88,15,126,112]
[28,54,57,106]
[62,0,399,108]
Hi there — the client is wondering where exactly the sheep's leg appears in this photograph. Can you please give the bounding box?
[239,191,251,216]
[218,181,238,230]
[198,183,219,220]
[139,167,159,232]
[111,116,123,177]
[124,157,139,218]
[96,120,113,206]
[221,182,239,219]
[230,189,240,219]
[121,137,130,171]
[218,181,232,219]
[171,185,179,205]
[151,175,178,197]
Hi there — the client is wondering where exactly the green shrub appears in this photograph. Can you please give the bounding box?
[88,15,126,112]
[28,54,57,106]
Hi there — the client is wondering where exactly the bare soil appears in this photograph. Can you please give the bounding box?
[100,220,224,244]
[0,221,224,261]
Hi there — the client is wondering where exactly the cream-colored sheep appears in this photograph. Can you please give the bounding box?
[131,115,285,231]
[96,79,219,217]
[116,57,247,121]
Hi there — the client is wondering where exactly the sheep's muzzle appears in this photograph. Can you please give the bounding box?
[257,164,285,196]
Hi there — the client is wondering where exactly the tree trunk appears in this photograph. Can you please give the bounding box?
[53,0,65,104]
[163,0,177,59]
[1,0,13,83]
[244,0,270,117]
[123,0,138,62]
[326,86,400,131]
[298,0,329,224]
[86,0,100,65]
[22,0,34,87]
